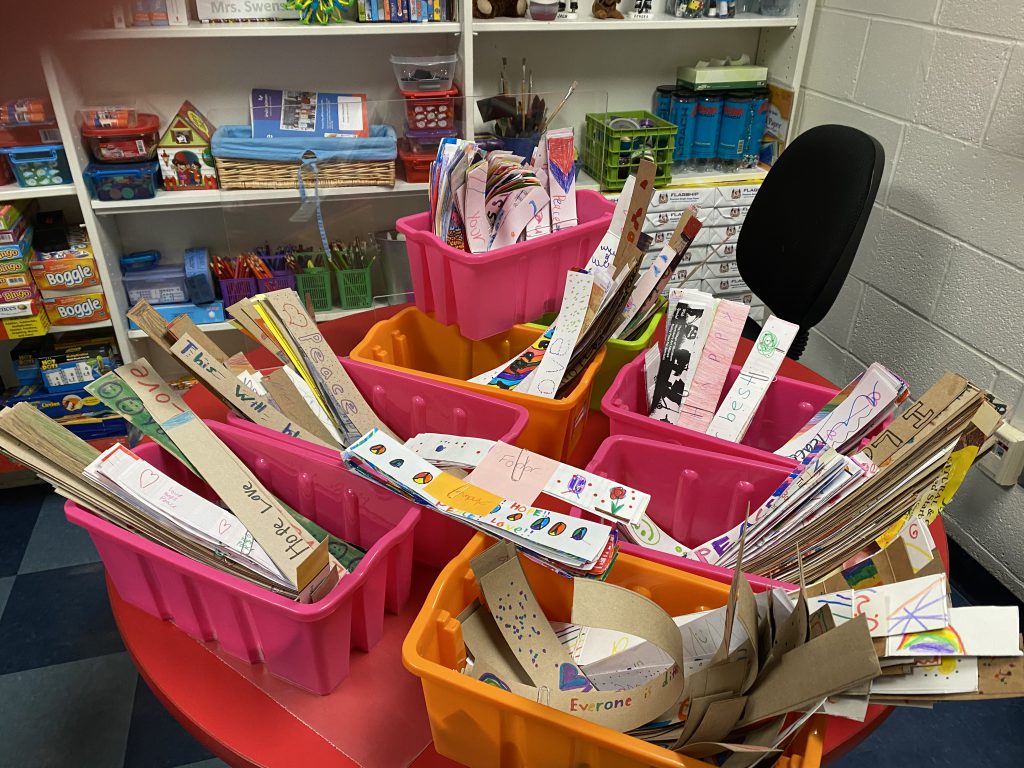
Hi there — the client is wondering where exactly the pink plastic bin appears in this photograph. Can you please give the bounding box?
[578,435,794,590]
[397,189,615,340]
[602,353,838,468]
[64,430,421,695]
[224,357,529,569]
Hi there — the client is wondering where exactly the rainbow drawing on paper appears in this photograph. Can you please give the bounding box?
[488,327,553,389]
[895,626,965,655]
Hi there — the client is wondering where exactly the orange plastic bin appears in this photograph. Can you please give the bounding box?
[349,307,606,461]
[403,533,825,768]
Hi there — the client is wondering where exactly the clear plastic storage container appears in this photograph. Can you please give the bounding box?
[390,54,457,92]
[122,265,190,305]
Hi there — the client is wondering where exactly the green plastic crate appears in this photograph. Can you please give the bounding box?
[335,267,373,310]
[295,267,333,312]
[583,110,676,191]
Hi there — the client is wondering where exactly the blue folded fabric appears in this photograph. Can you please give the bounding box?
[211,124,397,162]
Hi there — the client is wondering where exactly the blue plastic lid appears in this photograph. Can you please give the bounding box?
[85,159,159,178]
[4,143,64,158]
[120,250,161,272]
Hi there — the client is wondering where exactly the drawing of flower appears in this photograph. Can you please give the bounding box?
[609,486,626,500]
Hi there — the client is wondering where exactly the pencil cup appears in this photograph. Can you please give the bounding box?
[295,267,333,312]
[335,266,373,309]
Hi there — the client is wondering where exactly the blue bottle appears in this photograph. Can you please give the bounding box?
[745,88,770,166]
[691,92,723,171]
[670,89,697,165]
[653,84,675,121]
[717,90,753,170]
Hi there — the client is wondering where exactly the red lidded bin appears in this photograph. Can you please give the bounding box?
[81,112,161,163]
[401,88,458,132]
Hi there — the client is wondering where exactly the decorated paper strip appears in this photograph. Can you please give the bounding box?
[518,270,593,398]
[345,430,613,568]
[885,606,1022,658]
[805,574,951,638]
[675,298,748,432]
[775,363,906,461]
[547,127,577,231]
[707,316,800,442]
[649,290,718,424]
[405,436,649,526]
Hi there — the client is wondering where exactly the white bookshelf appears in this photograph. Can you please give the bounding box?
[13,0,817,370]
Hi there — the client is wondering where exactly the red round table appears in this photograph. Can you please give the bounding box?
[109,324,949,767]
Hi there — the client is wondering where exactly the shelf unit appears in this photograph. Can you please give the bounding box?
[8,0,816,378]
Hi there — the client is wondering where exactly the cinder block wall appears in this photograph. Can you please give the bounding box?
[794,1,1024,597]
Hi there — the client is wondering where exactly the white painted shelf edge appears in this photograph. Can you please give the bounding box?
[48,319,113,334]
[90,180,430,215]
[72,14,795,39]
[73,20,462,39]
[0,183,78,201]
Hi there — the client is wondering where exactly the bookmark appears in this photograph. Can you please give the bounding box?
[707,316,799,443]
[675,298,748,433]
[518,270,592,398]
[649,290,718,424]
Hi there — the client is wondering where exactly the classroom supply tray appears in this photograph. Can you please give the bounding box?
[603,353,837,468]
[295,266,333,312]
[579,435,793,589]
[583,111,676,192]
[65,432,420,695]
[396,189,615,340]
[3,144,72,187]
[403,532,826,768]
[223,356,529,569]
[211,125,397,190]
[350,307,605,462]
[529,305,664,410]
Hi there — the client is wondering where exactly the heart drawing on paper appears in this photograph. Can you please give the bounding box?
[138,469,160,489]
[281,302,310,329]
[218,519,232,535]
[558,663,593,693]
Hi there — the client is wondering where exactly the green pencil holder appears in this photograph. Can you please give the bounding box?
[295,267,334,313]
[335,267,373,310]
[527,305,665,410]
[583,110,676,192]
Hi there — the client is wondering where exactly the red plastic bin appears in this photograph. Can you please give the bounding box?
[65,431,420,695]
[224,356,529,568]
[397,189,615,340]
[578,435,794,589]
[602,352,838,468]
[398,139,432,184]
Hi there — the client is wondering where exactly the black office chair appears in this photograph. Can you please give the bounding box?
[736,124,884,360]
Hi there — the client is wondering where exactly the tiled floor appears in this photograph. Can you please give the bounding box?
[1,486,1022,767]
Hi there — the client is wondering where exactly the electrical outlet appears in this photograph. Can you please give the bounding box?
[979,421,1024,487]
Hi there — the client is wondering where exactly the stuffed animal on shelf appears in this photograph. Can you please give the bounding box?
[473,0,528,18]
[592,0,624,19]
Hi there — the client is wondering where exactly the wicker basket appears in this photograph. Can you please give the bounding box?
[214,156,396,191]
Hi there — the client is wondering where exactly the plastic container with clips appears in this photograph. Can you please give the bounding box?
[350,307,606,461]
[390,54,457,93]
[403,532,826,768]
[3,144,72,187]
[65,429,420,695]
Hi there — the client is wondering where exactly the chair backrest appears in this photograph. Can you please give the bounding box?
[737,124,884,330]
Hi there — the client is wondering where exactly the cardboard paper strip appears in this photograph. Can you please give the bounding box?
[707,316,800,442]
[114,359,329,591]
[170,334,331,448]
[465,543,686,732]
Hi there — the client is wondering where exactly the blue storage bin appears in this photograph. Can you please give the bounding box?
[4,144,72,187]
[83,160,161,201]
